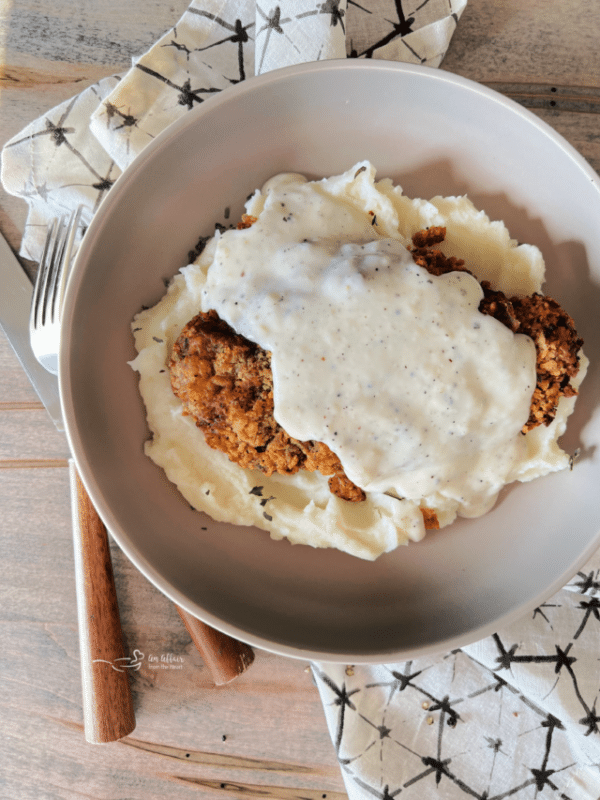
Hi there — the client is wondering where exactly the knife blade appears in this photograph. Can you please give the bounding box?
[0,232,63,429]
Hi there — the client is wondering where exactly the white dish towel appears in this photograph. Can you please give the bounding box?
[1,0,466,260]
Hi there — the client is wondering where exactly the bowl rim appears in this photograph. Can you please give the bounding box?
[60,58,600,663]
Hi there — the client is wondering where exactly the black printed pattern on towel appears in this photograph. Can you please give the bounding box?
[255,1,347,72]
[0,75,122,260]
[312,568,600,799]
[3,82,120,216]
[346,0,465,63]
[313,656,580,799]
[93,0,464,167]
[1,0,466,262]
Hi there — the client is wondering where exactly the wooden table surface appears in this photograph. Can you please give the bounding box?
[1,2,598,798]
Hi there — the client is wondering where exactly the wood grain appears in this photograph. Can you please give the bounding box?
[1,0,598,796]
[176,607,255,686]
[72,468,136,743]
[0,334,345,798]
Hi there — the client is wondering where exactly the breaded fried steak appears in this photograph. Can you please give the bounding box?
[411,227,583,433]
[169,309,366,503]
[132,163,590,560]
[169,227,583,508]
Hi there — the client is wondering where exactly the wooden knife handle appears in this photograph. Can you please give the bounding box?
[176,606,255,685]
[71,468,136,744]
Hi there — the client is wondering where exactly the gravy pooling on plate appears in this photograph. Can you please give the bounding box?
[130,162,586,560]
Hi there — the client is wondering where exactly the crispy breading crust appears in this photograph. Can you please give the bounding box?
[479,289,583,431]
[411,227,583,432]
[169,310,366,502]
[420,507,440,530]
[236,214,257,230]
[169,225,582,521]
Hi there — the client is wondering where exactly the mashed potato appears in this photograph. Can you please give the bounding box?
[130,162,586,561]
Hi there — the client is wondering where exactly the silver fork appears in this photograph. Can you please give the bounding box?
[28,205,137,742]
[29,206,83,375]
[28,209,253,730]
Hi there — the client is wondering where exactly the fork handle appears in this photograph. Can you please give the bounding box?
[176,606,255,685]
[72,466,254,707]
[71,467,136,743]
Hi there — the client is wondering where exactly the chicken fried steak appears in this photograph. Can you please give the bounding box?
[169,309,366,502]
[411,227,583,433]
[169,227,582,512]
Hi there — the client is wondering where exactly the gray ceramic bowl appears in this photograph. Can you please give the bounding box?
[61,60,600,662]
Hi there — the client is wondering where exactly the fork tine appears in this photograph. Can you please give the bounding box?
[46,215,70,318]
[31,216,59,330]
[31,206,83,331]
[30,206,84,376]
[50,206,83,322]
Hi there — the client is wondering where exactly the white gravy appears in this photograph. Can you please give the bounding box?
[201,172,537,517]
